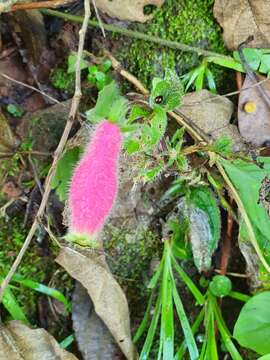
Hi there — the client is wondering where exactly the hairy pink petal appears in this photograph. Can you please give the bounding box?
[69,120,122,236]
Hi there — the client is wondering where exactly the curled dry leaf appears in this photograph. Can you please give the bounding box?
[214,0,270,49]
[0,320,78,359]
[95,0,164,22]
[179,90,245,151]
[56,247,136,360]
[238,75,270,146]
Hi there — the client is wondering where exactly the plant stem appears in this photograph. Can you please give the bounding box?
[42,9,234,61]
[228,291,250,302]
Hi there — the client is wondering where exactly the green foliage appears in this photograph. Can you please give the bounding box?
[87,59,112,90]
[134,240,204,360]
[6,104,24,117]
[209,275,232,298]
[51,146,82,201]
[51,67,74,93]
[187,186,221,272]
[220,157,270,267]
[233,292,270,355]
[149,71,184,110]
[233,48,270,75]
[2,286,29,323]
[86,81,128,124]
[67,53,89,73]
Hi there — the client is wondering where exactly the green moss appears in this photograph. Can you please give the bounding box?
[114,0,228,89]
[104,226,160,311]
[0,216,56,322]
[50,67,74,94]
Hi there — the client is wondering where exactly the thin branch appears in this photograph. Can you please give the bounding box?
[42,9,234,61]
[91,0,105,37]
[0,72,60,105]
[11,0,73,11]
[0,0,91,301]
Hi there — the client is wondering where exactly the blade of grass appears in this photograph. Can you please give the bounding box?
[212,295,243,360]
[2,286,29,323]
[205,298,218,360]
[228,291,250,302]
[171,272,199,359]
[171,255,205,305]
[139,292,162,360]
[133,290,155,343]
[11,274,71,311]
[60,334,75,349]
[175,307,205,359]
[161,242,174,359]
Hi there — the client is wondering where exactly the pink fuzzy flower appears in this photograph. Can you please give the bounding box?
[68,120,122,243]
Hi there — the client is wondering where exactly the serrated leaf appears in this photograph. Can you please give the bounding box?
[124,138,140,154]
[51,147,82,201]
[128,105,150,124]
[211,136,233,156]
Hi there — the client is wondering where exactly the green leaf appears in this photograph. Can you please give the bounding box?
[188,186,221,272]
[205,68,216,93]
[194,64,206,91]
[209,275,232,298]
[171,272,199,360]
[139,292,162,360]
[211,137,233,156]
[6,104,24,117]
[2,286,29,323]
[258,355,270,360]
[67,53,89,73]
[233,291,270,355]
[128,105,150,124]
[207,56,244,72]
[233,48,262,71]
[150,71,184,111]
[88,64,98,75]
[133,291,154,343]
[51,147,82,201]
[86,82,125,124]
[11,273,71,311]
[259,54,270,74]
[124,138,140,154]
[219,157,270,266]
[60,334,75,349]
[100,58,112,73]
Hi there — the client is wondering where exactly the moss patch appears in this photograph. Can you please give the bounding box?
[114,0,228,90]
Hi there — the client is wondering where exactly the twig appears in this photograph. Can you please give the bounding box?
[11,0,73,11]
[214,269,248,278]
[0,72,60,105]
[91,0,105,38]
[0,0,91,301]
[41,9,235,61]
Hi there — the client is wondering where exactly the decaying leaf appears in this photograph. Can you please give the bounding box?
[0,110,18,152]
[72,282,122,359]
[214,0,270,49]
[179,90,245,151]
[95,0,164,22]
[0,320,78,359]
[238,75,270,146]
[56,247,136,360]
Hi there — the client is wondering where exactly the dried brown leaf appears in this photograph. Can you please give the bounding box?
[0,110,18,152]
[238,75,270,146]
[95,0,164,22]
[214,0,270,49]
[0,320,78,360]
[72,282,122,359]
[180,90,245,151]
[56,247,136,360]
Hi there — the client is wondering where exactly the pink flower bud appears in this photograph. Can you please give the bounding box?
[67,120,122,244]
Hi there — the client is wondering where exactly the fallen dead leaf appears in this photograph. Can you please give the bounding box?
[0,110,19,152]
[72,282,122,359]
[0,320,78,360]
[179,90,245,151]
[56,247,136,360]
[96,0,164,22]
[238,75,270,146]
[1,181,22,199]
[214,0,270,49]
